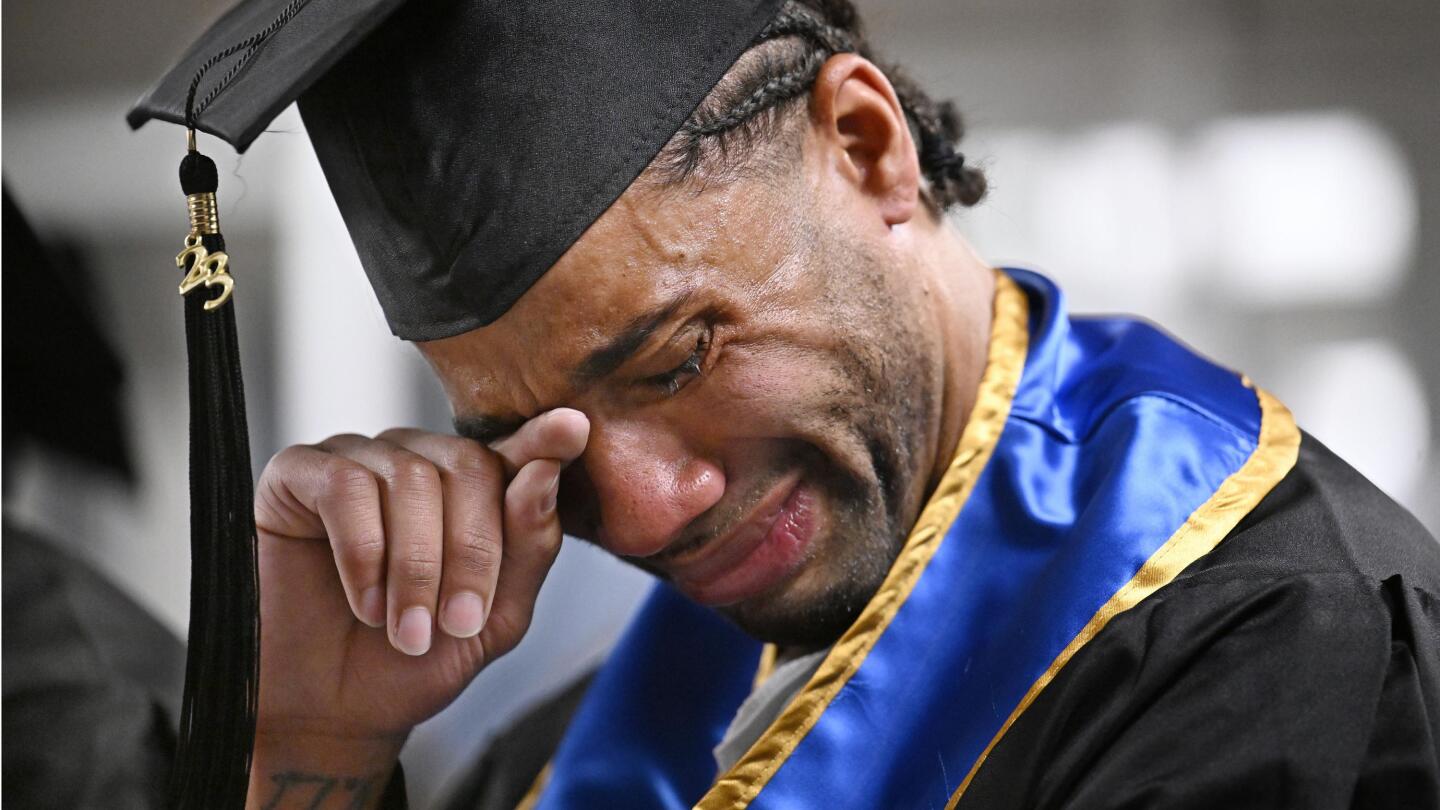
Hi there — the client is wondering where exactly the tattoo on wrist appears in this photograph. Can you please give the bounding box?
[261,770,382,810]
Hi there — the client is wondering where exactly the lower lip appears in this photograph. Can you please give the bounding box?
[676,482,819,607]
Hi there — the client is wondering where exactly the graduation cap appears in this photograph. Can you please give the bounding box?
[3,189,135,481]
[128,0,783,805]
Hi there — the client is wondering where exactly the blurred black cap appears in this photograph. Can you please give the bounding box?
[2,187,134,481]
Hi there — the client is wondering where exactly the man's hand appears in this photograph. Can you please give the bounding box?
[246,408,589,807]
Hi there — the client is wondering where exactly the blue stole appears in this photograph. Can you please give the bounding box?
[529,269,1299,809]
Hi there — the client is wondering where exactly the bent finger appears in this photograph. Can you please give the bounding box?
[256,443,386,628]
[377,429,505,640]
[481,458,565,658]
[321,434,445,656]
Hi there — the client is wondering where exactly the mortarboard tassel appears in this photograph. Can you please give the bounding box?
[169,132,261,809]
[164,7,317,802]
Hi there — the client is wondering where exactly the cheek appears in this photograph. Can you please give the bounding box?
[692,337,876,460]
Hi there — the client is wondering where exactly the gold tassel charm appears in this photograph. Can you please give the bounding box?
[176,234,234,311]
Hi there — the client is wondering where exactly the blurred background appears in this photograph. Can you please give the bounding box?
[4,0,1437,805]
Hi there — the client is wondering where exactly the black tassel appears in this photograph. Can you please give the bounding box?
[168,145,261,809]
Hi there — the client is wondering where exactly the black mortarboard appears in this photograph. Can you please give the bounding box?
[133,0,784,340]
[128,0,782,806]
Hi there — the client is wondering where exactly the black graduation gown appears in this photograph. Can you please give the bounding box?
[2,522,188,809]
[443,433,1440,809]
[959,434,1440,809]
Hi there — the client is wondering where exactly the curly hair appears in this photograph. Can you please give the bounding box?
[649,0,986,213]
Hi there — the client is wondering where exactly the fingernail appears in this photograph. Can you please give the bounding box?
[541,474,560,514]
[395,607,433,656]
[359,587,385,628]
[441,592,486,638]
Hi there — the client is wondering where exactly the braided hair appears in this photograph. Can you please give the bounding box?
[650,0,986,212]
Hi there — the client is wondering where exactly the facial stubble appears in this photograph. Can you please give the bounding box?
[719,217,940,650]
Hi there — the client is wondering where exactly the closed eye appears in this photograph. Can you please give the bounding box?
[646,331,711,396]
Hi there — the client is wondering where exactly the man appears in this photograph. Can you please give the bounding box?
[130,1,1439,808]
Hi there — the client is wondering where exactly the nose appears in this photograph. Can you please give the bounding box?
[579,417,725,558]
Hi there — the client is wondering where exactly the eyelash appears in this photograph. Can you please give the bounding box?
[648,330,712,395]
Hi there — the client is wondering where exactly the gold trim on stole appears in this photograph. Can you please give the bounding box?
[695,270,1031,809]
[514,761,551,810]
[944,382,1301,807]
[753,644,779,689]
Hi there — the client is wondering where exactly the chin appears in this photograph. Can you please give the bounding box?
[719,549,888,649]
[718,473,908,648]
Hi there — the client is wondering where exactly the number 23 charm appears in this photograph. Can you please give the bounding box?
[176,234,235,310]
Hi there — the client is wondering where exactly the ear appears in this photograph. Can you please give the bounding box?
[809,53,921,227]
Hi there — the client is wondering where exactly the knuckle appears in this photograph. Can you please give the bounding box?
[374,427,412,444]
[452,467,504,504]
[522,531,563,571]
[266,443,304,468]
[397,546,441,589]
[455,529,502,578]
[339,529,386,565]
[252,489,286,533]
[321,460,377,501]
[535,530,563,562]
[503,475,553,523]
[315,432,366,452]
[260,444,310,485]
[442,441,501,478]
[386,457,441,492]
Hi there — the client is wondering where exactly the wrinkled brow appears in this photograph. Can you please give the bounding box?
[571,291,694,385]
[450,291,693,444]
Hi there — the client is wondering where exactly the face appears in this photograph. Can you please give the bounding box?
[420,145,952,649]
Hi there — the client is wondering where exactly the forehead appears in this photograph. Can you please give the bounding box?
[418,177,779,410]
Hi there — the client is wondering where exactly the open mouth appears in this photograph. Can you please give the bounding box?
[666,474,820,607]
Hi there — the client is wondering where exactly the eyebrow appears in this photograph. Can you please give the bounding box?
[572,290,694,385]
[450,290,694,445]
[453,413,527,445]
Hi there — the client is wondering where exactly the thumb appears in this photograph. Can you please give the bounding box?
[488,408,590,477]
